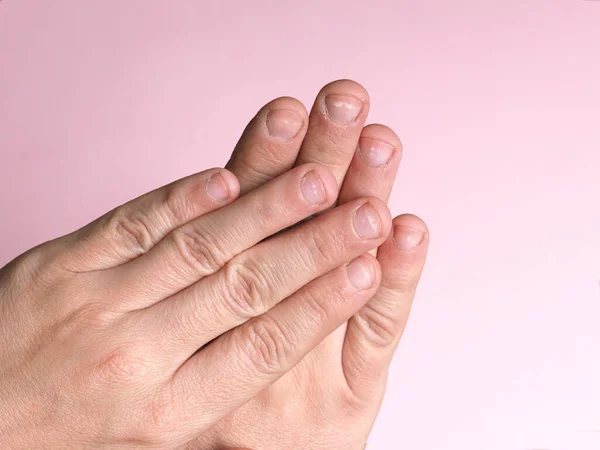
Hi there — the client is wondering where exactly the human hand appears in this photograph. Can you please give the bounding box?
[190,80,429,450]
[0,113,392,447]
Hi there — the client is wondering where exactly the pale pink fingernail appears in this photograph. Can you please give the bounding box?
[206,173,230,202]
[353,203,382,239]
[324,95,363,124]
[393,226,424,250]
[265,109,304,141]
[301,170,327,205]
[358,138,395,167]
[347,256,375,290]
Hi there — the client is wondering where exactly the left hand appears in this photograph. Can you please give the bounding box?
[190,80,429,450]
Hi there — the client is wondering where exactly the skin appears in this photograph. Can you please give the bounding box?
[191,80,429,450]
[0,80,428,449]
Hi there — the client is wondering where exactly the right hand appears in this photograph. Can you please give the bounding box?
[0,152,391,448]
[193,79,429,450]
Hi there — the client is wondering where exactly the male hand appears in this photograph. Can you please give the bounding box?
[191,80,429,450]
[0,84,394,446]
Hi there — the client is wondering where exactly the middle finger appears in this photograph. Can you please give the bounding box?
[294,79,370,187]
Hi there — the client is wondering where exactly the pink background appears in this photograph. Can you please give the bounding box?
[1,1,599,448]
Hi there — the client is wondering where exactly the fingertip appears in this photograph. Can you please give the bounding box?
[364,196,393,239]
[320,79,371,105]
[207,168,241,203]
[219,168,241,197]
[299,163,339,207]
[317,80,371,126]
[358,124,403,168]
[262,97,309,142]
[353,252,383,290]
[391,214,429,252]
[227,96,308,195]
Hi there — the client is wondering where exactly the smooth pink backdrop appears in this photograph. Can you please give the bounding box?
[1,1,599,449]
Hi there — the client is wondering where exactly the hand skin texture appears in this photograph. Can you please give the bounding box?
[0,80,428,450]
[190,80,429,450]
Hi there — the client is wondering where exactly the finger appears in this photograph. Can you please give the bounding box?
[137,198,391,362]
[302,123,402,362]
[294,79,370,187]
[103,164,338,309]
[338,124,402,257]
[53,169,240,272]
[162,254,382,437]
[226,97,308,195]
[341,214,429,400]
[338,124,403,205]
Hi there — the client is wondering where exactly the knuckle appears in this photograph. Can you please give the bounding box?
[87,345,152,386]
[387,262,421,294]
[246,197,276,228]
[70,304,119,331]
[122,391,180,448]
[108,209,154,256]
[242,151,284,179]
[304,228,342,264]
[353,304,399,348]
[0,249,46,295]
[390,272,419,295]
[299,285,332,325]
[240,319,292,375]
[146,384,182,433]
[10,238,78,288]
[172,226,227,276]
[238,165,272,187]
[47,305,117,349]
[164,182,188,224]
[221,259,270,319]
[312,125,351,160]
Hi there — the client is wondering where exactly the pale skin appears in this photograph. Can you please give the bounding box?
[0,80,428,449]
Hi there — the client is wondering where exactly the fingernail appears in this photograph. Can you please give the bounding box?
[265,109,304,141]
[206,173,230,202]
[347,256,375,290]
[358,138,395,167]
[301,170,327,205]
[353,203,382,239]
[393,226,424,250]
[324,94,363,124]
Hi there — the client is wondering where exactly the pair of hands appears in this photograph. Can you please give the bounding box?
[0,80,429,449]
